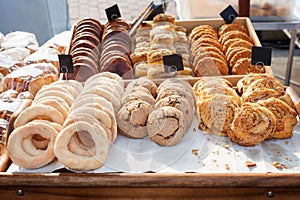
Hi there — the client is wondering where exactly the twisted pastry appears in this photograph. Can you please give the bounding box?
[258,97,297,139]
[229,103,276,146]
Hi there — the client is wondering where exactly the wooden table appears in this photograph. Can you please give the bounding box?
[0,172,300,199]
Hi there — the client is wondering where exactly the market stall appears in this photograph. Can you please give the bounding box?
[0,1,300,199]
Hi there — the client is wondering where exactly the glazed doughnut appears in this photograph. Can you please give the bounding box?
[84,79,124,98]
[54,121,110,170]
[7,122,58,169]
[229,102,276,146]
[28,120,62,150]
[50,80,83,92]
[14,104,65,128]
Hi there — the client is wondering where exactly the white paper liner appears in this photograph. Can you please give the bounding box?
[7,117,300,173]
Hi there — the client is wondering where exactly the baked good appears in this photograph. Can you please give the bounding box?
[7,121,58,169]
[117,99,153,138]
[100,19,133,79]
[147,106,186,146]
[218,23,248,37]
[193,78,240,136]
[126,77,157,97]
[155,95,193,130]
[194,57,228,76]
[258,97,297,139]
[236,73,273,94]
[1,31,38,53]
[68,18,102,82]
[219,30,252,45]
[229,102,276,146]
[54,121,110,170]
[1,63,58,96]
[232,58,265,75]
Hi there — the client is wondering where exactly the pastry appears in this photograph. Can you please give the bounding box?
[236,73,273,94]
[54,121,110,170]
[1,63,58,96]
[125,77,157,97]
[147,106,186,146]
[258,97,297,139]
[14,104,65,128]
[194,57,228,76]
[117,99,153,138]
[229,48,251,68]
[232,58,265,75]
[229,102,276,146]
[218,23,248,36]
[155,95,193,129]
[7,121,58,169]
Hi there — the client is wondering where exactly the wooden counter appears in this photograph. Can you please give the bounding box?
[0,172,300,199]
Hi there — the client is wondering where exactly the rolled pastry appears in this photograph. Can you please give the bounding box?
[229,102,276,146]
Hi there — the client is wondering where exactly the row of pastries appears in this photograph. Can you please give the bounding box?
[0,14,298,171]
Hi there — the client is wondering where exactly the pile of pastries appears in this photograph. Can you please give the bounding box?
[0,31,67,156]
[190,21,263,76]
[130,14,192,78]
[194,73,298,146]
[117,77,195,146]
[250,1,291,18]
[68,17,133,81]
[68,18,103,81]
[190,25,228,76]
[7,72,124,170]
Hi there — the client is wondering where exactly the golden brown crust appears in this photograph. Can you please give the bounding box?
[219,30,252,45]
[194,57,229,76]
[229,102,276,146]
[258,97,297,139]
[232,58,265,75]
[218,22,248,36]
[229,48,252,68]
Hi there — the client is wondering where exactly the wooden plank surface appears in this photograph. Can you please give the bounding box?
[1,172,300,188]
[0,186,299,199]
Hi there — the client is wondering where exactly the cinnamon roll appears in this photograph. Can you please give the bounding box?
[229,102,276,146]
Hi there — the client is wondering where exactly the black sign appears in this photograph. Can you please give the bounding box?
[105,4,121,22]
[163,54,184,74]
[251,46,272,66]
[220,5,239,24]
[58,54,74,73]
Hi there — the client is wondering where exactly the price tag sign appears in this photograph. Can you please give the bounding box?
[220,5,239,24]
[105,4,121,22]
[145,3,165,20]
[58,54,74,73]
[163,54,184,74]
[251,46,272,66]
